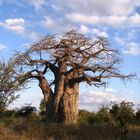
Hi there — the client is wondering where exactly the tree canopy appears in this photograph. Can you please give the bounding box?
[0,59,26,110]
[15,30,133,85]
[13,30,134,123]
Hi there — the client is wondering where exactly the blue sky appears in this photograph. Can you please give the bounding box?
[0,0,140,111]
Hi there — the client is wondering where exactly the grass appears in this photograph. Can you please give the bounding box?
[0,116,140,140]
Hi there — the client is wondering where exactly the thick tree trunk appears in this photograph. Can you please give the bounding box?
[53,81,79,124]
[51,90,79,123]
[62,83,79,124]
[51,67,79,123]
[42,80,79,124]
[38,64,79,124]
[52,74,65,122]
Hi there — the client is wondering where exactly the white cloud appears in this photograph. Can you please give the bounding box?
[0,18,40,40]
[27,0,45,9]
[99,0,133,16]
[66,13,140,27]
[0,43,6,50]
[115,36,125,45]
[0,18,25,34]
[51,4,58,11]
[41,16,54,28]
[123,42,140,56]
[53,0,135,16]
[0,0,46,9]
[9,83,44,110]
[4,0,139,33]
[92,28,108,38]
[4,18,25,25]
[41,16,74,33]
[79,25,89,34]
[9,92,43,110]
[79,25,108,38]
[37,0,140,32]
[135,0,140,6]
[129,13,140,25]
[79,88,133,111]
[86,0,134,16]
[6,0,135,17]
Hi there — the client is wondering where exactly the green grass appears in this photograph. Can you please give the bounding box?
[0,116,140,140]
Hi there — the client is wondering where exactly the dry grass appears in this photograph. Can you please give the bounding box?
[0,117,140,140]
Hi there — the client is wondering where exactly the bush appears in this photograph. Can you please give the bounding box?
[94,106,111,124]
[78,110,92,124]
[110,101,134,127]
[136,109,140,120]
[16,105,37,117]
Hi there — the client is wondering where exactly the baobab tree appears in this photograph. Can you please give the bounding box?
[14,30,134,124]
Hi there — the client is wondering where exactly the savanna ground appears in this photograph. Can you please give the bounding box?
[0,117,140,140]
[0,104,140,140]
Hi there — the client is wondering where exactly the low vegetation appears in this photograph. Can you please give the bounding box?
[0,101,140,140]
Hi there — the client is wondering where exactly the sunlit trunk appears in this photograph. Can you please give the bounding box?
[51,83,79,124]
[39,64,79,124]
[52,74,65,122]
[53,69,79,123]
[62,82,79,124]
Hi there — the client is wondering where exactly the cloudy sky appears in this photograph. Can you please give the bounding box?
[0,0,140,111]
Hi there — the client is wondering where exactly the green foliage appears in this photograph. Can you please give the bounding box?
[78,102,135,127]
[78,107,113,125]
[39,99,46,112]
[17,104,36,117]
[110,101,134,127]
[94,106,112,124]
[0,58,28,110]
[39,99,46,120]
[78,110,92,124]
[0,59,20,110]
[136,109,140,120]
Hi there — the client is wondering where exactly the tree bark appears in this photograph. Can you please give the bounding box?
[50,82,79,124]
[37,63,80,124]
[53,70,79,124]
[38,76,54,122]
[62,82,79,124]
[52,74,65,122]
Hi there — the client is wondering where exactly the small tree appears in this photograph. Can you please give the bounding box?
[110,101,134,126]
[110,101,134,137]
[0,59,26,111]
[94,106,111,123]
[136,108,140,120]
[13,30,134,124]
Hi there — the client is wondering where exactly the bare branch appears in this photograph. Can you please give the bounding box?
[14,30,135,91]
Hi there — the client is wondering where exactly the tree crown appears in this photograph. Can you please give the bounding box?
[14,30,134,88]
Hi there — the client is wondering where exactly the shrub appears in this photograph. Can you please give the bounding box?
[94,106,111,124]
[78,110,92,124]
[16,105,36,117]
[136,109,140,120]
[110,101,134,127]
